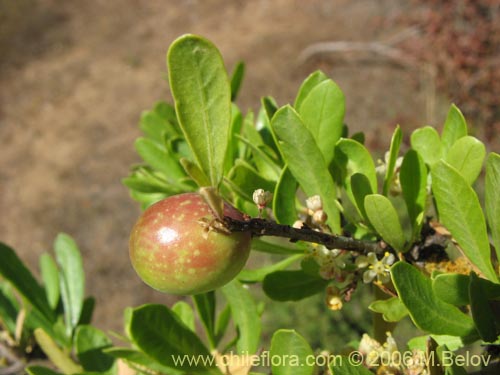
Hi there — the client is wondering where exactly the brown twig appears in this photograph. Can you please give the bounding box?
[0,341,25,375]
[223,216,385,255]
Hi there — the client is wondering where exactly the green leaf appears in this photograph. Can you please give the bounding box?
[407,335,464,352]
[263,270,329,301]
[78,296,95,325]
[273,166,298,225]
[0,242,54,323]
[75,325,115,373]
[271,105,340,233]
[26,366,63,375]
[172,301,195,332]
[294,70,329,109]
[400,149,427,235]
[486,152,500,262]
[34,328,83,374]
[433,274,470,306]
[0,287,18,334]
[180,157,211,187]
[383,125,402,196]
[270,330,315,375]
[441,104,467,155]
[135,137,185,181]
[238,254,303,283]
[105,347,183,375]
[54,233,85,335]
[369,297,408,322]
[167,34,231,188]
[298,80,345,164]
[39,253,60,310]
[221,280,261,354]
[215,304,231,344]
[139,108,177,143]
[334,138,377,206]
[228,159,275,201]
[469,273,498,342]
[251,238,304,255]
[329,356,373,375]
[350,173,374,223]
[391,262,475,337]
[129,304,221,374]
[445,136,485,184]
[364,194,406,251]
[230,61,245,101]
[192,292,216,349]
[235,134,282,180]
[431,161,497,282]
[411,126,442,167]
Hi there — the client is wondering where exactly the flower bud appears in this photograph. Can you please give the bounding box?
[252,189,272,209]
[306,195,323,213]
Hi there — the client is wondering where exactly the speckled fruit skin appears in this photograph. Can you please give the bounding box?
[129,193,251,295]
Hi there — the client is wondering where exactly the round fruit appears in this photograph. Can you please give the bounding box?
[129,192,251,295]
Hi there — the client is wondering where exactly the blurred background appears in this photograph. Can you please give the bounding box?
[0,0,498,348]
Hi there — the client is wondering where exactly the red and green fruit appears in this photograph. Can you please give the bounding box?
[129,192,251,295]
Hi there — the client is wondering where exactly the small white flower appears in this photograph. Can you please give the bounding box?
[306,195,323,213]
[356,252,395,284]
[252,189,272,209]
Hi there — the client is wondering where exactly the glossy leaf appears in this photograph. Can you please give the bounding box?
[54,233,85,335]
[369,297,408,322]
[445,136,485,184]
[411,126,442,167]
[192,292,216,349]
[129,304,221,374]
[238,254,303,283]
[364,194,406,251]
[391,262,475,337]
[172,301,195,332]
[0,242,54,323]
[221,280,261,354]
[432,161,497,282]
[400,149,427,235]
[39,253,60,310]
[75,325,115,373]
[441,104,467,155]
[263,270,329,301]
[469,272,498,342]
[230,61,245,101]
[382,125,402,196]
[270,330,315,375]
[272,105,340,233]
[294,70,329,109]
[298,79,345,164]
[167,34,231,188]
[486,152,500,262]
[273,166,298,225]
[334,138,377,205]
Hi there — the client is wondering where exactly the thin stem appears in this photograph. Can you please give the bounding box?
[223,217,385,255]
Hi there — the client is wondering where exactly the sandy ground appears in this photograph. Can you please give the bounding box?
[0,0,441,333]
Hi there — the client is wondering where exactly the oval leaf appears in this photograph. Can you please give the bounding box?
[294,70,329,109]
[273,166,298,225]
[486,152,500,262]
[270,330,315,375]
[391,262,475,337]
[298,79,345,164]
[383,125,402,196]
[263,270,329,301]
[221,280,261,354]
[167,34,231,188]
[271,105,340,233]
[469,273,498,342]
[364,194,406,251]
[441,104,467,155]
[445,136,485,184]
[431,161,497,281]
[411,126,442,167]
[39,253,60,310]
[74,325,115,373]
[369,297,408,322]
[129,304,221,374]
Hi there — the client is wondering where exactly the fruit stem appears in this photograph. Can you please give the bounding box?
[223,217,385,255]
